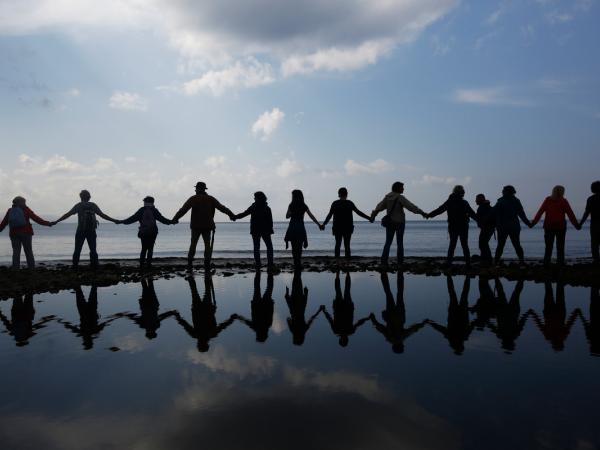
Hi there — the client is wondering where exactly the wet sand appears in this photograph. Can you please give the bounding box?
[1,256,598,299]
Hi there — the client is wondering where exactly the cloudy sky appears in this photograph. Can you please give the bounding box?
[0,0,599,220]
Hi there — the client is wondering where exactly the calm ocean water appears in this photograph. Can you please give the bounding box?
[0,220,591,263]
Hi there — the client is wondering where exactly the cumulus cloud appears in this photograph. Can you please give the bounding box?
[344,159,393,176]
[413,174,472,186]
[451,86,531,107]
[109,91,148,111]
[252,108,285,141]
[204,155,227,169]
[276,158,302,178]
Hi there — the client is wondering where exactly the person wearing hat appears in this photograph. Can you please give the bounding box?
[118,196,175,268]
[0,196,52,269]
[492,185,531,265]
[53,190,119,268]
[172,182,235,268]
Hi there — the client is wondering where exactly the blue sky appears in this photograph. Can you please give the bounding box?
[0,0,599,220]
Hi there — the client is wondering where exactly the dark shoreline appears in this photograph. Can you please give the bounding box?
[1,256,599,299]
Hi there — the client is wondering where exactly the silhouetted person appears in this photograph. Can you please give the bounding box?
[321,187,372,260]
[488,278,526,353]
[53,190,118,269]
[119,196,175,268]
[234,191,274,271]
[59,285,115,350]
[370,271,426,353]
[530,185,580,266]
[579,180,600,264]
[321,271,370,347]
[175,274,236,352]
[475,193,495,265]
[493,185,531,265]
[371,182,427,266]
[531,281,578,352]
[285,271,322,345]
[118,279,176,339]
[0,196,52,269]
[172,182,235,269]
[579,284,600,356]
[284,190,322,270]
[427,185,477,266]
[469,277,496,331]
[0,293,53,346]
[427,276,473,355]
[233,271,275,342]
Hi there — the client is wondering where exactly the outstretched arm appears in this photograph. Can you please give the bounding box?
[322,206,334,227]
[352,203,371,221]
[93,204,118,223]
[564,201,580,229]
[155,209,174,225]
[428,202,448,219]
[234,206,253,220]
[400,196,427,217]
[214,200,234,219]
[306,208,321,227]
[0,211,8,232]
[54,205,79,224]
[121,209,142,225]
[517,199,532,227]
[172,198,193,222]
[26,208,51,226]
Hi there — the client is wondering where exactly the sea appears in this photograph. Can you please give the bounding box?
[0,220,592,263]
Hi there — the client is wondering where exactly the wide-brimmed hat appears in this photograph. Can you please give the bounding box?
[195,182,207,190]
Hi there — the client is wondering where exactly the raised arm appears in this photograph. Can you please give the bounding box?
[306,207,321,227]
[55,205,79,224]
[172,198,193,222]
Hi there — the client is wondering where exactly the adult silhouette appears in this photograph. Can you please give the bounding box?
[321,187,372,260]
[488,278,526,353]
[0,196,52,269]
[117,278,176,339]
[284,190,322,270]
[530,185,580,266]
[579,284,600,356]
[427,185,478,266]
[285,270,322,346]
[371,182,427,266]
[321,271,370,347]
[119,196,175,268]
[492,185,531,265]
[58,285,116,350]
[53,190,118,269]
[233,271,275,342]
[233,191,274,271]
[0,293,54,346]
[172,182,235,269]
[530,281,578,352]
[475,194,495,265]
[469,277,496,331]
[427,276,473,355]
[174,274,236,352]
[579,180,600,264]
[370,271,426,353]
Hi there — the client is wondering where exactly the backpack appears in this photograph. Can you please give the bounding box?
[138,207,157,236]
[8,207,27,229]
[80,204,98,231]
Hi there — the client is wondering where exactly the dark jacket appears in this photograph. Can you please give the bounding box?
[493,195,531,233]
[123,206,172,235]
[429,193,477,231]
[0,206,50,237]
[476,201,495,230]
[235,201,274,236]
[323,199,370,235]
[173,194,232,230]
[585,193,600,228]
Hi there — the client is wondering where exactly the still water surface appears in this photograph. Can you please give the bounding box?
[0,272,598,449]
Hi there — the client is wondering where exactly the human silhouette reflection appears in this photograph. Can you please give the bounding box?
[370,271,426,353]
[118,279,176,339]
[59,285,115,350]
[469,277,496,331]
[579,285,600,356]
[234,271,275,342]
[285,271,322,346]
[175,274,236,352]
[0,293,54,346]
[531,281,579,351]
[427,276,473,355]
[487,278,526,352]
[322,271,370,347]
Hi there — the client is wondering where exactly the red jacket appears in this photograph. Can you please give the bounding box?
[0,206,50,237]
[532,197,578,231]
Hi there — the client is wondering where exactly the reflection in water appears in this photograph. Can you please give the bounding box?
[285,271,322,346]
[579,285,600,356]
[59,285,116,350]
[175,274,236,352]
[0,293,54,346]
[321,271,370,347]
[234,271,275,342]
[489,278,527,353]
[371,271,426,353]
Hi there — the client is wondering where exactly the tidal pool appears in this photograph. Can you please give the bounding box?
[0,271,598,450]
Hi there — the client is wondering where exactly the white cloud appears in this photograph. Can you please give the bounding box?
[451,86,530,107]
[204,155,227,169]
[109,91,148,111]
[66,88,80,97]
[187,345,277,379]
[545,11,574,24]
[276,158,302,178]
[124,156,137,163]
[252,108,285,141]
[413,174,472,186]
[344,159,393,176]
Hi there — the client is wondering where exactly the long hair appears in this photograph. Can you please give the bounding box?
[254,191,267,204]
[551,185,565,199]
[290,189,305,211]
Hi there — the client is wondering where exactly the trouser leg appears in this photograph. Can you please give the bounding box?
[21,234,34,269]
[495,231,508,263]
[334,234,342,258]
[202,230,212,266]
[479,229,493,262]
[10,235,22,269]
[263,234,274,267]
[73,231,86,267]
[396,223,405,264]
[188,229,201,264]
[252,235,261,266]
[543,231,554,264]
[87,231,98,267]
[556,229,566,265]
[447,231,459,264]
[145,234,157,265]
[343,233,352,259]
[381,226,395,263]
[459,230,470,264]
[509,230,524,263]
[140,237,148,263]
[592,227,600,263]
